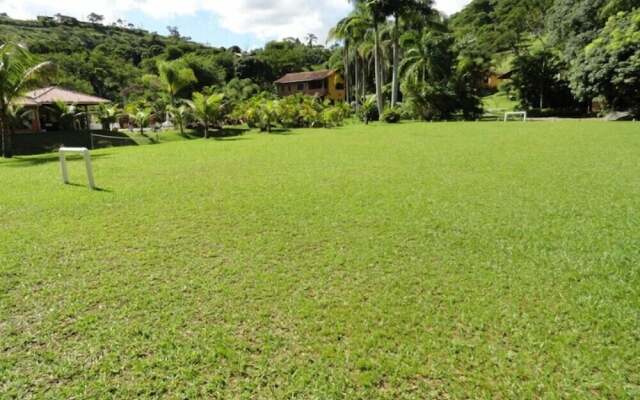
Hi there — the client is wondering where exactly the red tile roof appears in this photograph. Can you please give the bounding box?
[19,86,110,106]
[275,70,335,84]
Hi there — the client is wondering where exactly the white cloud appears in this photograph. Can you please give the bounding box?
[435,0,471,16]
[0,0,350,41]
[0,0,469,42]
[214,0,350,40]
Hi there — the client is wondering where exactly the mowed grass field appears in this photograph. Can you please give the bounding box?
[1,121,639,399]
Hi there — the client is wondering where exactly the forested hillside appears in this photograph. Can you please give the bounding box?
[449,0,639,114]
[0,15,334,102]
[1,0,638,119]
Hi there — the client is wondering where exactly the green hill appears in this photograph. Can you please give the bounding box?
[0,15,332,102]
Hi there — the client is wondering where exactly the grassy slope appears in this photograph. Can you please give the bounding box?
[483,91,519,115]
[1,122,639,399]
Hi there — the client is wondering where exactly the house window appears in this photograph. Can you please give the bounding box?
[335,82,344,90]
[309,80,323,90]
[297,83,305,91]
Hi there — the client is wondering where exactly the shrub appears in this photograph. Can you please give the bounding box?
[234,94,351,131]
[358,95,378,124]
[382,107,402,123]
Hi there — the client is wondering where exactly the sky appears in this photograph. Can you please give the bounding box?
[0,0,472,49]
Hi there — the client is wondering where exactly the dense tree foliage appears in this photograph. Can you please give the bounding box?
[450,0,639,116]
[570,9,640,114]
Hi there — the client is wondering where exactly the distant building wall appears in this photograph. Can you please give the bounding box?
[327,73,345,101]
[275,71,345,102]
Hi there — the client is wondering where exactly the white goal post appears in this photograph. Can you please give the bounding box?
[504,111,527,122]
[59,147,96,190]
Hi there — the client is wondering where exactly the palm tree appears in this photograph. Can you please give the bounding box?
[305,33,318,47]
[95,104,120,132]
[329,5,372,107]
[333,2,380,114]
[0,43,53,158]
[357,38,375,104]
[130,107,153,136]
[259,100,280,133]
[49,100,84,131]
[353,0,387,118]
[5,103,33,131]
[360,94,378,124]
[166,103,191,137]
[382,0,436,107]
[400,30,451,84]
[157,60,196,106]
[187,93,225,139]
[328,19,352,104]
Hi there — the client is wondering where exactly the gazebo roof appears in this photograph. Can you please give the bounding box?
[20,86,110,106]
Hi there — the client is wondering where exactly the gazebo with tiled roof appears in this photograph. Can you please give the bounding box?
[18,86,109,132]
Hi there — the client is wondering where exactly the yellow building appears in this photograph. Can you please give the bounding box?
[275,69,345,102]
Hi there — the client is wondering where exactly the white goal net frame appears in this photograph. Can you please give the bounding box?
[504,111,527,122]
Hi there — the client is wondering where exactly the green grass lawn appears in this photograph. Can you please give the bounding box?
[1,121,639,398]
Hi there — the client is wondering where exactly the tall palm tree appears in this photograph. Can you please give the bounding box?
[328,18,352,104]
[329,4,371,111]
[0,43,53,158]
[304,33,318,47]
[346,0,387,118]
[187,93,225,139]
[382,0,436,107]
[369,0,388,118]
[157,60,196,106]
[357,38,375,102]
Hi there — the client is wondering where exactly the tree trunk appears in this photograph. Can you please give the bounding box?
[204,121,209,138]
[362,56,366,101]
[1,113,13,158]
[539,59,545,109]
[354,54,360,113]
[373,23,384,119]
[179,120,185,137]
[344,39,350,104]
[391,14,400,108]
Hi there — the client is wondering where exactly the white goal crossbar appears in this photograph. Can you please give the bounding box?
[504,111,527,122]
[59,147,96,190]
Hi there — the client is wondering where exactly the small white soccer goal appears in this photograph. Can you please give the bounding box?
[504,111,527,122]
[59,147,96,190]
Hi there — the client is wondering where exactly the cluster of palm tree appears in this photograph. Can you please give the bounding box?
[234,93,351,132]
[99,60,226,139]
[328,0,441,119]
[154,60,226,138]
